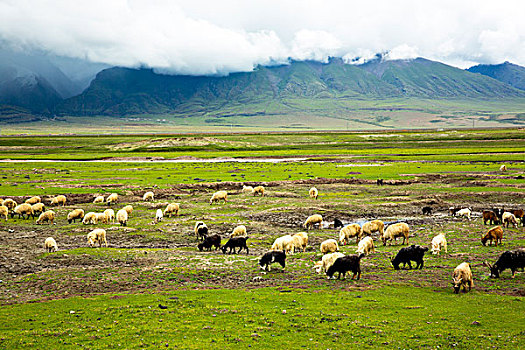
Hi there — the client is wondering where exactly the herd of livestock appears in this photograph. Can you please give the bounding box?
[1,184,524,294]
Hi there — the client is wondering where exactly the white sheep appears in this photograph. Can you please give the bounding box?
[271,235,294,254]
[143,191,154,201]
[93,195,105,204]
[452,262,473,294]
[315,252,345,274]
[339,223,362,245]
[25,196,41,205]
[95,212,108,224]
[36,210,55,225]
[155,209,163,223]
[31,203,46,217]
[499,164,507,172]
[382,222,410,246]
[0,205,8,221]
[13,203,33,219]
[163,203,180,217]
[356,236,375,255]
[87,228,107,247]
[303,214,323,230]
[231,225,247,238]
[502,212,518,229]
[116,209,128,226]
[291,232,308,253]
[431,233,448,255]
[3,198,17,211]
[67,209,85,224]
[309,187,318,199]
[50,195,67,206]
[362,220,385,237]
[242,185,254,193]
[210,190,228,204]
[123,205,133,216]
[456,208,471,221]
[106,193,119,205]
[320,239,339,254]
[44,237,58,252]
[253,186,265,196]
[104,209,115,223]
[82,212,97,225]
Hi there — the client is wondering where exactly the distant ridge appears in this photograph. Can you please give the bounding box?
[467,61,525,91]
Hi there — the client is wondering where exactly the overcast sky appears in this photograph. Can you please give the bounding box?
[1,0,524,75]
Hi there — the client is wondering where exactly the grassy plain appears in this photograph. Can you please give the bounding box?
[0,129,524,349]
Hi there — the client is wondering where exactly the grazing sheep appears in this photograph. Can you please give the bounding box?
[509,209,524,226]
[431,233,447,255]
[44,237,58,252]
[221,236,249,254]
[104,209,115,223]
[422,206,432,215]
[155,209,163,223]
[303,214,323,230]
[339,224,362,245]
[123,205,133,216]
[67,209,85,224]
[143,191,154,201]
[484,248,525,278]
[333,218,344,229]
[106,193,119,205]
[50,195,67,206]
[87,228,108,247]
[210,190,228,204]
[271,235,294,254]
[316,252,345,274]
[93,195,105,204]
[452,262,473,294]
[499,164,507,172]
[197,234,221,251]
[194,221,208,240]
[309,187,318,199]
[481,226,503,246]
[449,207,462,216]
[482,210,500,225]
[253,186,265,196]
[12,203,33,219]
[230,225,247,238]
[502,212,518,229]
[291,232,308,253]
[362,220,385,237]
[356,236,375,256]
[0,205,8,221]
[82,212,96,225]
[3,198,17,211]
[0,199,3,206]
[36,210,56,225]
[95,212,108,224]
[326,254,365,280]
[25,196,41,205]
[259,251,286,271]
[242,185,254,193]
[382,222,410,246]
[116,209,128,226]
[320,239,339,254]
[31,203,45,217]
[391,245,428,270]
[163,203,180,217]
[456,208,471,221]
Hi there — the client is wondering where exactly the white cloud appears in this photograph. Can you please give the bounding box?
[0,0,524,74]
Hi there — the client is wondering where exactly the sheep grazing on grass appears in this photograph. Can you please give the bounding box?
[12,203,33,219]
[259,251,286,271]
[362,220,385,237]
[356,236,375,256]
[116,209,128,226]
[499,164,507,172]
[104,209,115,223]
[482,210,500,225]
[221,236,249,254]
[143,191,154,201]
[25,196,41,205]
[382,222,410,246]
[309,187,318,199]
[391,245,428,270]
[242,185,254,193]
[315,252,345,274]
[456,208,471,221]
[155,209,163,223]
[484,248,525,278]
[230,225,247,238]
[431,233,447,255]
[31,203,45,217]
[210,190,228,204]
[339,223,362,245]
[106,193,119,205]
[3,198,17,211]
[333,218,344,229]
[326,254,365,280]
[87,228,107,248]
[0,205,8,221]
[194,221,208,240]
[502,212,518,229]
[291,232,308,253]
[44,237,58,252]
[320,239,339,254]
[163,203,180,217]
[452,262,473,294]
[509,209,524,226]
[198,234,221,252]
[82,212,96,225]
[36,210,56,225]
[67,209,85,224]
[422,206,432,215]
[303,214,323,230]
[121,205,132,217]
[253,186,265,196]
[95,212,108,224]
[271,235,294,254]
[50,195,66,206]
[481,226,503,246]
[93,195,105,204]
